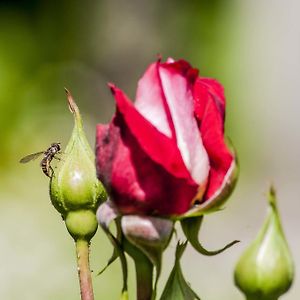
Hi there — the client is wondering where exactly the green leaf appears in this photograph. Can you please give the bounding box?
[160,242,201,300]
[181,216,239,256]
[97,230,120,276]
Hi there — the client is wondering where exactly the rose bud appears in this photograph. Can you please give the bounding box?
[234,187,294,300]
[96,58,237,217]
[50,89,106,241]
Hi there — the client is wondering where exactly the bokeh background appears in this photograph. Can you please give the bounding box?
[0,0,299,299]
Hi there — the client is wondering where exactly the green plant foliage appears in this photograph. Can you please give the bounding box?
[181,216,239,256]
[160,242,200,300]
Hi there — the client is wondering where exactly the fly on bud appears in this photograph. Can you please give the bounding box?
[49,89,106,241]
[234,187,294,300]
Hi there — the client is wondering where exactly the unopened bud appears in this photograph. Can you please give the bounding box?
[234,187,294,300]
[50,90,106,241]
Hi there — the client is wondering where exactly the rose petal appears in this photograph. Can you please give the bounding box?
[158,61,210,186]
[193,78,234,200]
[110,84,193,180]
[135,61,175,138]
[96,114,199,216]
[96,123,118,190]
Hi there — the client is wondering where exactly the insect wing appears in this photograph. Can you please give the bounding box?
[19,151,44,163]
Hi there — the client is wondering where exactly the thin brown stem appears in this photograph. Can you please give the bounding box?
[75,239,94,300]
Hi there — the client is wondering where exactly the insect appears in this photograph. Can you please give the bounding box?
[19,142,61,178]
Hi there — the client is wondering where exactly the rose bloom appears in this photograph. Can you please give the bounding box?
[96,58,237,217]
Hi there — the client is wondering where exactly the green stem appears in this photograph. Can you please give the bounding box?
[123,238,154,300]
[134,253,154,300]
[125,239,153,300]
[75,239,94,300]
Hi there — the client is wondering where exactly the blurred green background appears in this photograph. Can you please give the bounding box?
[0,0,299,299]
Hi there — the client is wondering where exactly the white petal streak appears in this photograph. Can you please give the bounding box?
[159,66,210,184]
[135,63,172,137]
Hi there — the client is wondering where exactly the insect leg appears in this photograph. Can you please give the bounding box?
[49,165,55,178]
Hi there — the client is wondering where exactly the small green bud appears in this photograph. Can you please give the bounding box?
[50,89,106,241]
[234,187,294,300]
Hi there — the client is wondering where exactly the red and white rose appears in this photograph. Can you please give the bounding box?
[96,58,237,217]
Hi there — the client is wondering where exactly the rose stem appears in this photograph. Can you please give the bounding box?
[75,239,94,300]
[134,252,153,300]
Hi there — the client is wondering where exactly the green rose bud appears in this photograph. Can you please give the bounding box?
[234,186,294,300]
[50,89,106,241]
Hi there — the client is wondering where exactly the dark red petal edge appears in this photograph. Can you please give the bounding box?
[182,157,238,218]
[193,77,234,201]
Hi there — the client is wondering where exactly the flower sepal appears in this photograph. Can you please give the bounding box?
[160,242,201,300]
[121,215,174,267]
[96,201,128,297]
[181,215,239,256]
